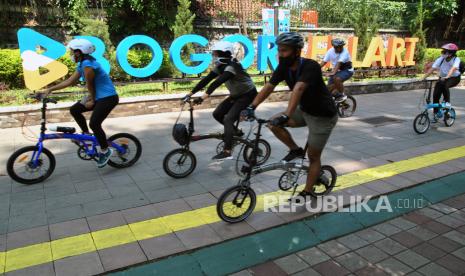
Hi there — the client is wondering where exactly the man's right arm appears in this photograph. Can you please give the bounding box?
[251,82,276,108]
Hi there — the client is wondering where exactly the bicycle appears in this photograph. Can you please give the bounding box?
[323,72,357,118]
[216,116,337,223]
[413,79,456,134]
[7,94,142,184]
[163,97,271,178]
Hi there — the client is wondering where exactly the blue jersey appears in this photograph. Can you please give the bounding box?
[77,59,117,101]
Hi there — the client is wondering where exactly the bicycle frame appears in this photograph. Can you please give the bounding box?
[422,79,451,111]
[30,97,127,166]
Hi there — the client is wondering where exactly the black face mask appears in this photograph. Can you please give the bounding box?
[279,55,298,67]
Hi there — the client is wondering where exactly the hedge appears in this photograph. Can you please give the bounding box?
[0,48,175,89]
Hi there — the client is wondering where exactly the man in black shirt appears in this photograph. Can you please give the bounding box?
[243,32,338,201]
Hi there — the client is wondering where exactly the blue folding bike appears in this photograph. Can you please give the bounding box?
[7,94,142,184]
[413,79,456,134]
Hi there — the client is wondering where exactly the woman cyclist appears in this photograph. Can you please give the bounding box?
[424,43,461,122]
[42,38,119,168]
[183,41,257,160]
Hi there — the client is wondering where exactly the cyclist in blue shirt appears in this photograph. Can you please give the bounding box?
[42,38,118,168]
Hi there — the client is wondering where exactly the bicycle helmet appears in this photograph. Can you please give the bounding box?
[67,39,95,54]
[331,38,346,47]
[275,32,305,49]
[211,41,234,55]
[441,43,459,52]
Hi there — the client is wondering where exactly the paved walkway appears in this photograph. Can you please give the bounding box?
[0,87,465,275]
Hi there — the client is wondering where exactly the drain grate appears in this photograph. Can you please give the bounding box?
[359,116,404,127]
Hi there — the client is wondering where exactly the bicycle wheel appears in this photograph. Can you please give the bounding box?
[312,165,337,196]
[243,139,271,166]
[278,171,297,191]
[337,95,356,118]
[413,112,430,134]
[108,133,142,168]
[163,148,197,178]
[7,146,55,184]
[444,108,456,127]
[217,184,256,223]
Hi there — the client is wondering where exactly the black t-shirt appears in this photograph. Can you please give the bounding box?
[269,58,337,117]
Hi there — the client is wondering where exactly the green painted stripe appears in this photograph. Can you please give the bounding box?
[112,171,465,276]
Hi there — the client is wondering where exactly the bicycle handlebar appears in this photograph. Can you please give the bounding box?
[29,93,58,104]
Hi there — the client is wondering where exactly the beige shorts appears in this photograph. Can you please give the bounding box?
[289,107,338,150]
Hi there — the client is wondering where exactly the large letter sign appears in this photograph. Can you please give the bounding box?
[223,35,254,69]
[257,35,278,71]
[76,35,111,74]
[169,35,211,74]
[116,35,163,78]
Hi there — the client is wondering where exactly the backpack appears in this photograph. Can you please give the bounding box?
[439,57,465,75]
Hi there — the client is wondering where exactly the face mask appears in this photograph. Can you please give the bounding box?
[279,55,297,67]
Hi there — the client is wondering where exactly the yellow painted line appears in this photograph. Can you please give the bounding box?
[2,145,465,273]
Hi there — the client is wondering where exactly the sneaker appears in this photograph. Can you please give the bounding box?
[97,148,113,168]
[288,190,314,204]
[282,148,305,162]
[444,102,452,108]
[212,151,233,161]
[431,114,438,123]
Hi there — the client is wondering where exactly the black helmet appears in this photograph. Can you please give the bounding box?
[331,38,346,47]
[276,32,305,49]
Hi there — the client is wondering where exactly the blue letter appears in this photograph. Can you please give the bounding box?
[116,35,163,78]
[257,35,278,71]
[223,35,254,69]
[169,35,211,75]
[17,28,65,59]
[75,36,111,74]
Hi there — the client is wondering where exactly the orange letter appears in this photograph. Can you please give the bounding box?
[348,37,363,68]
[386,37,405,67]
[404,37,418,66]
[362,37,386,68]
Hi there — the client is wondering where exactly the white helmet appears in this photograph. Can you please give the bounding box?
[211,41,234,55]
[67,38,95,54]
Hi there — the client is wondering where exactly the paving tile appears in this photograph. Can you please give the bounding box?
[372,222,402,236]
[417,262,455,276]
[246,212,285,231]
[143,187,180,204]
[374,238,407,255]
[449,210,465,222]
[429,236,462,253]
[429,203,458,214]
[412,242,447,261]
[8,212,48,232]
[120,204,160,224]
[313,260,350,276]
[249,261,287,276]
[10,199,46,217]
[5,263,55,276]
[139,233,186,260]
[175,224,222,250]
[49,218,90,240]
[388,217,417,231]
[297,247,331,266]
[355,245,389,263]
[442,230,465,246]
[87,211,127,232]
[452,247,465,262]
[375,257,412,276]
[394,250,429,269]
[355,264,390,276]
[6,225,49,250]
[335,252,370,272]
[293,267,322,276]
[403,212,431,225]
[406,226,437,241]
[152,198,192,216]
[273,254,309,274]
[416,207,444,219]
[210,221,255,240]
[317,240,351,258]
[98,242,147,271]
[183,193,217,209]
[354,228,386,243]
[230,270,254,276]
[54,252,104,276]
[421,220,452,235]
[390,231,423,248]
[337,234,370,250]
[436,215,465,228]
[47,205,85,224]
[10,190,44,204]
[435,254,465,275]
